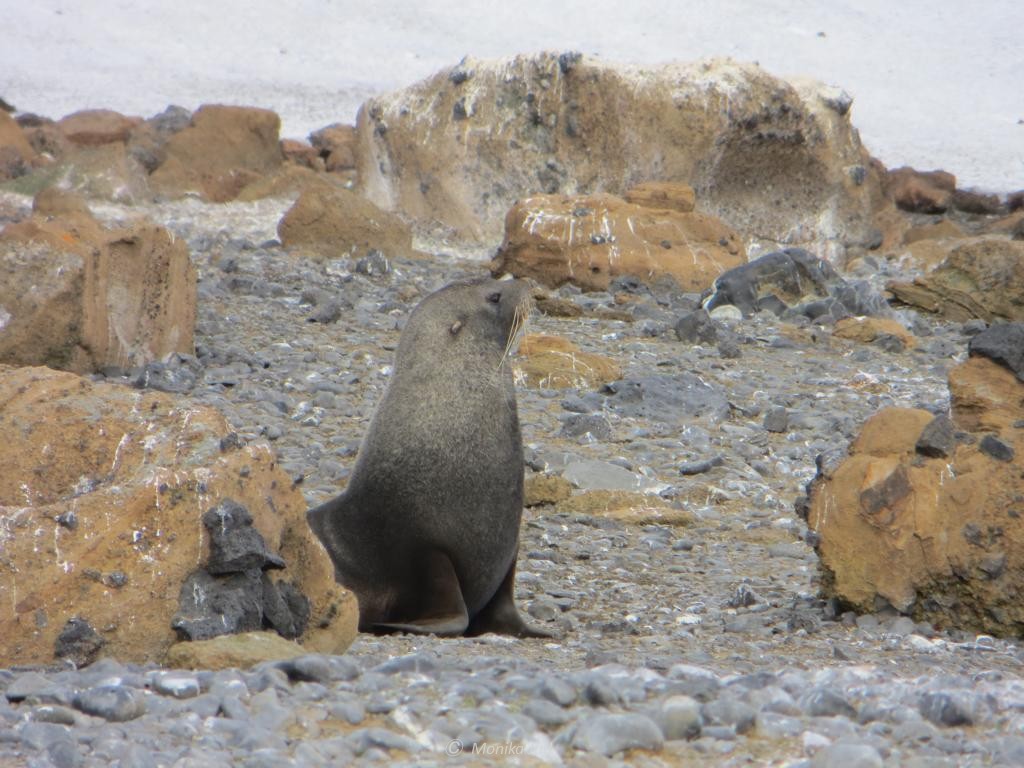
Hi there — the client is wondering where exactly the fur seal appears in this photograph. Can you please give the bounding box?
[308,277,548,637]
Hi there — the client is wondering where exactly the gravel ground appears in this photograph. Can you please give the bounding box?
[3,193,1024,767]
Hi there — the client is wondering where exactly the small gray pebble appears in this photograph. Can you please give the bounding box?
[810,742,883,768]
[657,694,703,740]
[72,685,146,722]
[522,698,570,727]
[571,712,664,756]
[538,677,577,707]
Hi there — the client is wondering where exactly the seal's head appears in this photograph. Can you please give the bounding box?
[398,277,531,369]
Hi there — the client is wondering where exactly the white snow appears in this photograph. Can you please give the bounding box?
[3,0,1022,191]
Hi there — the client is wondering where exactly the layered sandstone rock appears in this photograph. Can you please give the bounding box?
[833,317,917,350]
[356,53,883,257]
[0,366,358,666]
[888,237,1024,322]
[492,193,744,292]
[0,200,196,373]
[150,105,284,202]
[57,109,143,147]
[803,355,1024,636]
[277,185,414,260]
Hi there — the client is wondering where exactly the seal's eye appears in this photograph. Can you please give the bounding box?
[486,292,501,304]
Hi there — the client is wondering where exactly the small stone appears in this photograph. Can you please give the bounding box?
[726,584,763,608]
[657,694,703,740]
[571,712,664,756]
[919,691,976,727]
[916,414,956,458]
[763,406,790,433]
[979,434,1015,462]
[276,654,359,683]
[54,617,105,668]
[701,698,756,734]
[810,742,883,768]
[675,310,719,344]
[538,677,577,707]
[678,455,724,476]
[523,698,570,727]
[800,687,857,718]
[373,652,437,675]
[559,413,613,440]
[346,727,421,756]
[72,685,146,722]
[354,250,390,277]
[152,672,201,699]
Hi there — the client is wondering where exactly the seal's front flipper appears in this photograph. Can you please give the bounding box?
[467,559,554,639]
[372,550,469,636]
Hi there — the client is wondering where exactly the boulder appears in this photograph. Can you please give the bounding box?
[517,334,622,389]
[952,189,1003,216]
[803,358,1024,636]
[833,317,916,350]
[888,237,1024,323]
[0,111,38,180]
[50,143,151,203]
[0,366,357,666]
[703,248,890,321]
[492,193,744,292]
[0,205,196,373]
[126,105,192,173]
[967,322,1024,382]
[149,105,283,202]
[356,53,883,257]
[310,123,357,172]
[885,167,955,214]
[277,185,414,260]
[57,109,143,147]
[165,632,310,670]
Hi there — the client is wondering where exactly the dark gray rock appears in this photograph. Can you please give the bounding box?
[800,687,857,718]
[261,578,311,639]
[570,712,664,756]
[373,652,438,676]
[674,310,719,344]
[587,374,731,426]
[354,250,390,276]
[703,248,890,320]
[968,322,1024,381]
[346,727,421,755]
[763,406,790,433]
[133,358,199,393]
[916,414,956,458]
[678,455,724,476]
[5,672,67,704]
[919,691,976,727]
[979,434,1015,462]
[54,617,105,668]
[202,499,285,574]
[559,413,613,440]
[72,685,146,722]
[538,677,577,707]
[172,569,264,640]
[522,698,570,727]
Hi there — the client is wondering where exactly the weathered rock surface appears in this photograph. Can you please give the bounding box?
[517,333,622,389]
[149,105,283,202]
[968,322,1024,381]
[833,317,917,350]
[309,123,357,173]
[164,632,309,670]
[277,184,414,260]
[0,203,196,373]
[623,181,696,213]
[491,192,744,292]
[888,237,1024,322]
[0,366,357,666]
[356,53,883,256]
[804,358,1024,635]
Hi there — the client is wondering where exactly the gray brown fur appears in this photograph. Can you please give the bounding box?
[307,277,548,637]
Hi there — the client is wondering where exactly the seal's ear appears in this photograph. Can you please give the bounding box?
[449,320,463,336]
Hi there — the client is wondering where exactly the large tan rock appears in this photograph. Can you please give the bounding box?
[52,143,152,203]
[805,359,1024,636]
[57,109,143,147]
[517,334,621,389]
[833,317,917,350]
[150,105,284,202]
[356,53,883,257]
[888,237,1024,322]
[0,366,358,666]
[165,632,310,670]
[0,205,196,373]
[277,185,414,260]
[492,193,744,292]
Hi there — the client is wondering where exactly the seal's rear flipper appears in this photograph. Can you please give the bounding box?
[372,550,470,636]
[467,560,554,639]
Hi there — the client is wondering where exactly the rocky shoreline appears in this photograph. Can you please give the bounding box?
[2,52,1024,766]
